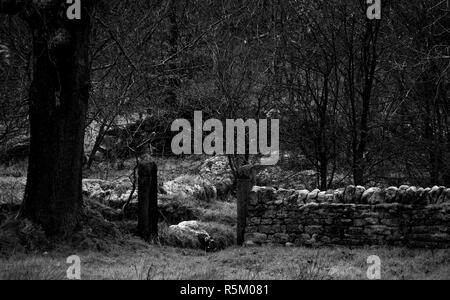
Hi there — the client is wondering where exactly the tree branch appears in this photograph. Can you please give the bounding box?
[0,0,31,14]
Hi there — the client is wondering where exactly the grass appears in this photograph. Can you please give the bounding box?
[1,157,449,280]
[0,245,449,280]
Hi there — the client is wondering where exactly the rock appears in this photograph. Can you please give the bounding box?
[244,232,267,245]
[405,186,418,204]
[169,221,215,251]
[385,187,398,203]
[362,187,379,204]
[317,191,327,203]
[273,233,289,244]
[369,188,385,205]
[440,188,450,204]
[275,189,297,204]
[429,186,445,204]
[355,186,366,203]
[325,190,335,203]
[163,175,217,202]
[344,185,356,203]
[333,189,345,203]
[307,189,320,203]
[244,240,258,247]
[417,188,431,206]
[398,185,409,204]
[297,190,309,205]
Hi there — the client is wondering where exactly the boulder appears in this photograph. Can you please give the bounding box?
[244,232,267,245]
[362,187,382,204]
[169,221,215,251]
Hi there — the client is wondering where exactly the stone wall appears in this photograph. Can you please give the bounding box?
[245,186,450,248]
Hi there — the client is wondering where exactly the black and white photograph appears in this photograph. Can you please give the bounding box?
[0,0,449,284]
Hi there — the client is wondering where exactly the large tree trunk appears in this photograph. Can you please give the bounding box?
[18,3,93,236]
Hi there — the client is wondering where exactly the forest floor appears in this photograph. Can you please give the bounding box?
[0,156,449,280]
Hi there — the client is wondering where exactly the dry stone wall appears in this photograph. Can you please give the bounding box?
[245,185,450,248]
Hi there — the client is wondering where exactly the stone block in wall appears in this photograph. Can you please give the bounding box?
[249,189,259,206]
[444,188,450,203]
[323,217,334,225]
[385,187,398,203]
[275,188,297,204]
[415,187,430,206]
[246,226,258,233]
[344,185,356,203]
[437,188,450,204]
[286,224,300,232]
[307,189,320,203]
[380,218,401,226]
[347,226,365,235]
[409,233,450,243]
[285,217,298,225]
[405,186,418,204]
[250,186,275,206]
[355,186,366,203]
[429,186,445,204]
[325,190,335,203]
[353,219,365,227]
[334,188,345,203]
[364,217,379,225]
[317,191,327,203]
[364,225,391,236]
[263,209,276,219]
[361,187,377,204]
[273,233,289,244]
[294,233,311,245]
[250,217,261,225]
[371,189,386,205]
[260,218,272,225]
[297,190,309,205]
[274,199,284,206]
[305,225,323,234]
[362,187,384,204]
[411,225,448,234]
[245,232,268,245]
[397,185,409,204]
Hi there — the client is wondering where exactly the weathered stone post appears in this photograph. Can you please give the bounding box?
[236,165,255,246]
[137,162,158,241]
